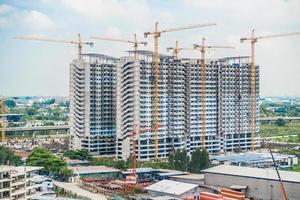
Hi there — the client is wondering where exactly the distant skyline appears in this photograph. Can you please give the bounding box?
[0,0,300,96]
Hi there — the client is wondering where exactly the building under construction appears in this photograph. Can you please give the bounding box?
[116,51,260,160]
[69,54,118,155]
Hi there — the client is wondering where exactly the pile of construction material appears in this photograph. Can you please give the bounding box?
[80,177,152,197]
[199,188,248,200]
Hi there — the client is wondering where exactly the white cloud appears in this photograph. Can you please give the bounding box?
[61,0,150,20]
[0,4,55,30]
[0,4,13,14]
[24,10,54,30]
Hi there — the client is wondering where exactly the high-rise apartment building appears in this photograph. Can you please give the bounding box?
[69,54,118,155]
[116,51,260,160]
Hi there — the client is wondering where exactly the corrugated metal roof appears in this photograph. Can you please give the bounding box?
[211,152,295,164]
[203,165,300,183]
[145,180,198,195]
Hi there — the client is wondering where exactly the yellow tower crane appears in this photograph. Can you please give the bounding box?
[1,96,5,145]
[144,22,216,160]
[193,38,234,148]
[15,33,93,60]
[167,41,194,60]
[240,30,300,150]
[91,33,147,61]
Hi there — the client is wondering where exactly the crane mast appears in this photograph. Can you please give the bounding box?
[194,38,234,148]
[240,30,300,150]
[1,96,5,145]
[144,22,216,160]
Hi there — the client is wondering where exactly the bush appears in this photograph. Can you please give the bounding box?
[275,118,286,126]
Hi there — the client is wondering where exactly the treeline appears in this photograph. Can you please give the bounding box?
[63,148,210,173]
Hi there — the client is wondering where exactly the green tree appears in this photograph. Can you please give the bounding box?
[115,160,126,170]
[26,147,70,178]
[45,99,55,105]
[173,149,189,172]
[5,100,16,108]
[59,167,74,181]
[188,148,209,173]
[63,149,93,161]
[168,153,175,169]
[27,108,37,116]
[0,146,23,166]
[275,118,286,126]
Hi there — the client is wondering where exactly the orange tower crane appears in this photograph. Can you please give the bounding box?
[240,30,300,150]
[1,96,5,145]
[193,38,234,147]
[144,22,216,160]
[15,33,93,60]
[167,40,194,60]
[127,125,164,184]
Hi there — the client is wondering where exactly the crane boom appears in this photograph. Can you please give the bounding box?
[240,30,300,150]
[15,33,93,60]
[241,31,300,42]
[194,38,234,148]
[91,34,147,61]
[144,22,216,160]
[145,22,216,36]
[1,96,5,145]
[91,36,147,45]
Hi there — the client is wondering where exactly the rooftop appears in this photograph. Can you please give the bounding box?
[170,173,204,180]
[202,165,300,183]
[53,181,106,200]
[210,152,296,164]
[0,166,42,174]
[145,180,198,196]
[70,166,120,175]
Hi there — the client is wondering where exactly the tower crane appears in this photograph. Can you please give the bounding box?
[166,41,194,60]
[15,33,93,60]
[1,96,5,145]
[91,33,147,61]
[144,22,216,160]
[240,30,300,150]
[126,125,165,184]
[194,38,234,148]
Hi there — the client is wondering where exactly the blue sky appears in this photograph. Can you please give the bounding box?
[0,0,300,96]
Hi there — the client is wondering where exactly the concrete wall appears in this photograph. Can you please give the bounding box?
[204,173,300,200]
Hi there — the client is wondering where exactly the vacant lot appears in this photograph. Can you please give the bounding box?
[260,122,300,137]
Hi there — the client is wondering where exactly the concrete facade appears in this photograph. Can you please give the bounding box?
[116,51,260,160]
[0,166,43,200]
[69,54,118,155]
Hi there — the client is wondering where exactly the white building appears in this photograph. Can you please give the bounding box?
[145,179,200,199]
[116,51,260,160]
[0,166,43,200]
[69,54,118,155]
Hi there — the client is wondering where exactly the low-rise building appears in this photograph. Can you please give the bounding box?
[145,180,200,199]
[0,166,43,200]
[203,165,300,200]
